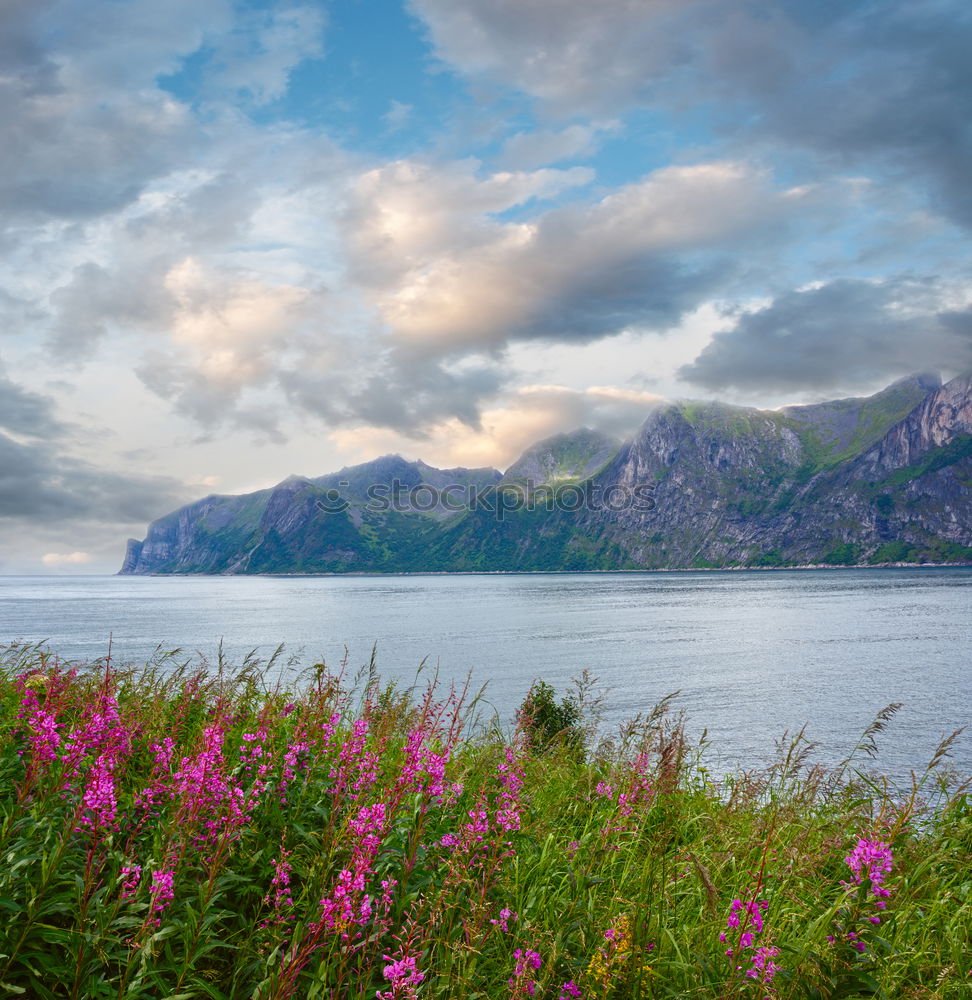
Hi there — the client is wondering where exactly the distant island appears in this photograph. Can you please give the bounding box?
[121,372,972,574]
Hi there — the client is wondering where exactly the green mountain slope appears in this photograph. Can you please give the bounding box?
[121,373,972,574]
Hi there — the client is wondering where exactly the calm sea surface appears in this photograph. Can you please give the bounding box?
[1,569,969,782]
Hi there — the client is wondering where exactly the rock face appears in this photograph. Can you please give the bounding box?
[502,428,620,487]
[121,373,972,574]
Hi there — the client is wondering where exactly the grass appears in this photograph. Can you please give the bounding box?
[0,642,969,999]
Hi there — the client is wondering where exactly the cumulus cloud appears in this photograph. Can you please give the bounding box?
[41,551,93,566]
[30,142,829,440]
[352,160,810,355]
[329,382,663,471]
[0,0,228,226]
[411,0,972,230]
[680,277,972,393]
[0,359,65,439]
[281,352,506,436]
[410,0,698,115]
[203,4,327,105]
[342,157,595,288]
[0,0,329,232]
[0,429,189,525]
[501,121,620,169]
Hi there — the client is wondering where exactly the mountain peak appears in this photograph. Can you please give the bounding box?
[119,374,972,575]
[503,427,619,485]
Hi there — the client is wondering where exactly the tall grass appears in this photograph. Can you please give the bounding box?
[0,640,968,999]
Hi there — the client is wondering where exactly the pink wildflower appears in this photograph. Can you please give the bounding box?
[496,746,524,833]
[508,948,543,997]
[79,753,117,832]
[263,851,295,925]
[120,865,141,900]
[845,839,893,900]
[149,867,175,924]
[18,689,61,766]
[746,945,781,985]
[490,907,518,933]
[377,948,424,999]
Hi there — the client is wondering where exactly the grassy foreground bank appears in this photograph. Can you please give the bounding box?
[0,643,968,1000]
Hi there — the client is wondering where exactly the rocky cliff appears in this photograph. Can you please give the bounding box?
[121,373,972,574]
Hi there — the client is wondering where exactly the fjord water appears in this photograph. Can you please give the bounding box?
[2,568,969,781]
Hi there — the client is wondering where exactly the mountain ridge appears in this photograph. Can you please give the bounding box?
[121,373,972,574]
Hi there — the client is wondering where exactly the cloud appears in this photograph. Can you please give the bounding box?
[204,4,327,106]
[383,100,414,131]
[342,157,595,288]
[411,0,972,230]
[329,382,663,471]
[0,0,228,226]
[679,277,972,393]
[0,359,65,439]
[41,551,93,566]
[0,0,328,232]
[355,160,807,355]
[500,121,620,169]
[0,428,189,525]
[4,0,967,501]
[30,147,820,440]
[281,352,506,435]
[410,0,698,115]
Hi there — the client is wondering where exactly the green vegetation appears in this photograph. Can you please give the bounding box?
[2,643,969,999]
[820,543,861,566]
[874,435,972,491]
[782,378,934,475]
[867,541,917,564]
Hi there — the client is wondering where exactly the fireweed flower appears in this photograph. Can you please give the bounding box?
[490,907,518,933]
[61,689,131,783]
[835,838,894,952]
[508,948,542,998]
[318,868,372,936]
[617,762,653,819]
[119,865,142,901]
[330,717,371,798]
[845,839,893,905]
[495,746,524,833]
[558,982,582,999]
[377,949,425,1000]
[239,728,270,777]
[438,800,490,854]
[279,739,310,803]
[397,728,451,803]
[149,867,175,925]
[262,851,295,928]
[317,801,388,939]
[168,723,260,845]
[134,738,176,813]
[17,688,61,767]
[720,898,773,977]
[79,752,118,832]
[378,878,398,916]
[746,945,781,985]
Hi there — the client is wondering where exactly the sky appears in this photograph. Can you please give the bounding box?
[1,0,971,573]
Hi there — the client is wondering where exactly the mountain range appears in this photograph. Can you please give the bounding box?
[120,372,972,574]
